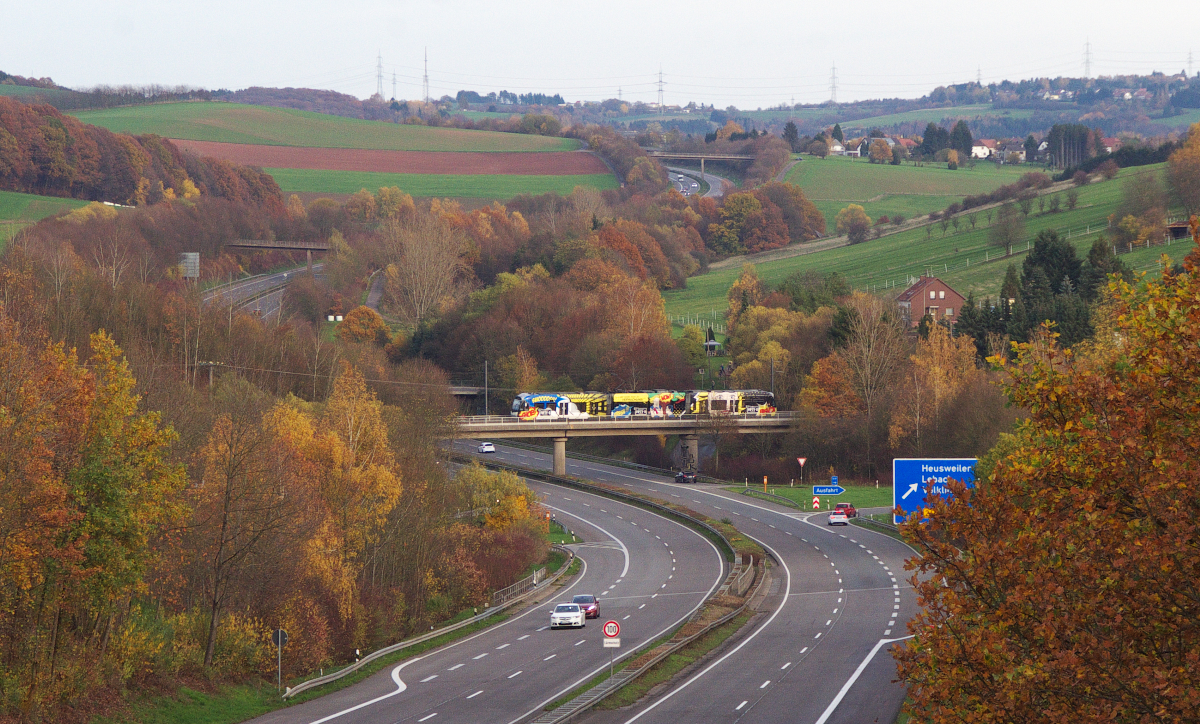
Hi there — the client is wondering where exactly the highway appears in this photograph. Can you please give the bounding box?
[460,442,916,724]
[247,478,725,724]
[669,172,701,197]
[664,165,729,199]
[202,264,324,318]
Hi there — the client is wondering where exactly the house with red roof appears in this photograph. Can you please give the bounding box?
[896,276,965,329]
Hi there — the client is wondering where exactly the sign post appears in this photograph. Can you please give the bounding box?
[892,458,977,524]
[272,629,288,691]
[603,620,620,678]
[763,475,768,493]
[797,457,807,487]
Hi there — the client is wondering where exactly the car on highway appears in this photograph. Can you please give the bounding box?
[572,594,600,618]
[478,442,496,453]
[828,511,849,526]
[550,603,585,628]
[834,502,857,518]
[675,470,697,484]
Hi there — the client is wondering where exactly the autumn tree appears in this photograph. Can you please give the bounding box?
[887,324,978,454]
[336,305,390,345]
[383,214,469,326]
[896,237,1200,724]
[989,203,1024,256]
[835,204,872,244]
[726,263,765,321]
[840,293,906,476]
[1166,123,1200,215]
[868,139,892,164]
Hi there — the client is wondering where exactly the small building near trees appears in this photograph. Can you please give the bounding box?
[896,276,966,329]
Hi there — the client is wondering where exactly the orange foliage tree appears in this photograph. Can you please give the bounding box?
[896,237,1200,723]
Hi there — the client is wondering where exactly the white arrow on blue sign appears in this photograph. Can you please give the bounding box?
[813,485,844,495]
[892,458,976,524]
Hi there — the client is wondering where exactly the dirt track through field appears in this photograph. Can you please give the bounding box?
[173,139,610,176]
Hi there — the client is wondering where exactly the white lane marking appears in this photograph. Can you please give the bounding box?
[769,524,776,528]
[814,636,914,724]
[575,639,586,646]
[621,534,791,724]
[508,670,523,679]
[420,675,438,682]
[800,647,808,654]
[671,494,680,498]
[518,635,530,641]
[544,654,556,661]
[583,503,590,507]
[496,643,510,649]
[815,632,822,639]
[473,653,488,660]
[623,615,630,620]
[781,662,791,669]
[638,604,645,609]
[544,504,630,578]
[656,535,661,539]
[850,539,857,543]
[537,626,549,631]
[834,570,839,575]
[418,714,437,722]
[833,609,838,613]
[303,539,594,724]
[736,700,748,711]
[467,690,483,699]
[448,664,464,670]
[760,680,770,689]
[563,497,571,500]
[751,518,759,522]
[786,531,792,535]
[510,486,727,724]
[826,620,832,626]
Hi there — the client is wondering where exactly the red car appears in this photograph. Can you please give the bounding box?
[834,502,857,518]
[572,594,599,618]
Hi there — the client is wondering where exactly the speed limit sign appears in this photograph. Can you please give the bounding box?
[603,620,620,638]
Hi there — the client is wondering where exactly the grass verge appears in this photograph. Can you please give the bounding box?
[598,610,754,709]
[93,609,514,724]
[728,484,893,510]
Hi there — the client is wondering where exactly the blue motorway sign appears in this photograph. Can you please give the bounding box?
[893,458,976,524]
[813,485,845,496]
[831,475,838,485]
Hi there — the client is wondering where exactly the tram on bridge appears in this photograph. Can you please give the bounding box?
[510,389,776,421]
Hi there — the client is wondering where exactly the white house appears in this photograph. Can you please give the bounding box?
[971,139,996,159]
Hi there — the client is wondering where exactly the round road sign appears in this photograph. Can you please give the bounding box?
[603,620,620,638]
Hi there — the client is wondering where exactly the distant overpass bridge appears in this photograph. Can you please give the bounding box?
[457,413,796,475]
[643,150,755,176]
[224,239,330,271]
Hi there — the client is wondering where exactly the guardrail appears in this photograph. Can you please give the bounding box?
[531,559,767,724]
[740,488,802,509]
[282,543,575,699]
[492,566,546,606]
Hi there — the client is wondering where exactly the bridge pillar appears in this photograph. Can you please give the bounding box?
[701,157,705,177]
[306,249,312,273]
[681,434,700,471]
[552,437,568,477]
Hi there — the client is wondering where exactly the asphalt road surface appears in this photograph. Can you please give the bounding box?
[664,166,729,199]
[247,478,725,724]
[202,264,325,314]
[462,442,916,724]
[668,172,701,197]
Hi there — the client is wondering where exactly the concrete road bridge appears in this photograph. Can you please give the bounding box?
[224,239,330,271]
[457,412,797,475]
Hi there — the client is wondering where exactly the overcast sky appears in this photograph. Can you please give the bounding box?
[5,1,1198,108]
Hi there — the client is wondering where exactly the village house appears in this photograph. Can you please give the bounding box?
[971,139,997,159]
[896,276,966,329]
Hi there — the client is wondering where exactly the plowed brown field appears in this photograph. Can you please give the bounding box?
[172,139,609,176]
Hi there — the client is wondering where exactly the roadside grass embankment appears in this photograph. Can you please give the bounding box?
[731,484,894,511]
[665,164,1190,321]
[71,102,578,152]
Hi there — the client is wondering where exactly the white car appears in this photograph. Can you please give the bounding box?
[550,603,585,628]
[828,511,849,526]
[478,442,496,454]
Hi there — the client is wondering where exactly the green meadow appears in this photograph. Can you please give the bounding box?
[71,102,579,152]
[0,190,90,244]
[665,164,1189,320]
